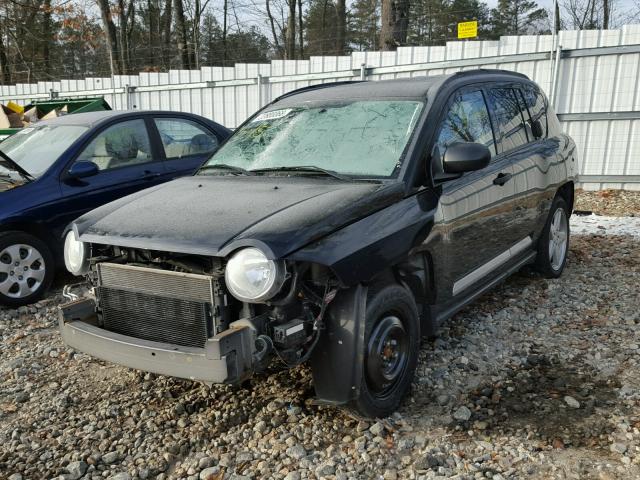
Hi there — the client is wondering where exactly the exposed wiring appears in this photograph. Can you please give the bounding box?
[273,281,337,368]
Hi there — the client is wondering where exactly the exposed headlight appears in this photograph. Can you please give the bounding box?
[225,247,285,303]
[63,231,90,275]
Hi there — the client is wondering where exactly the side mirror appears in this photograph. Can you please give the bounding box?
[531,119,544,139]
[443,142,491,174]
[68,161,99,179]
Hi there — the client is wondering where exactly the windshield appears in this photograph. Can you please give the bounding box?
[0,124,89,177]
[203,100,424,177]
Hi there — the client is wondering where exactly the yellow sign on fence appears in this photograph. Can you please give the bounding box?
[458,21,478,39]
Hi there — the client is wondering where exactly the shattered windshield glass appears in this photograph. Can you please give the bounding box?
[203,100,424,177]
[0,125,88,177]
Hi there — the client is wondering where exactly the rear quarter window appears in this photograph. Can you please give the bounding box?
[521,85,549,139]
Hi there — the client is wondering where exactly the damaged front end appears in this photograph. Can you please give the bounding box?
[58,241,356,393]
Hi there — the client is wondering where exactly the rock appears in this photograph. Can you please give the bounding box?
[284,472,301,480]
[15,391,29,403]
[453,406,472,421]
[610,443,628,454]
[65,461,88,480]
[314,462,335,478]
[383,468,398,479]
[564,396,580,409]
[107,474,130,480]
[285,444,306,460]
[415,454,442,471]
[236,452,252,463]
[369,422,385,436]
[200,466,221,479]
[102,451,120,464]
[8,474,23,480]
[198,457,216,469]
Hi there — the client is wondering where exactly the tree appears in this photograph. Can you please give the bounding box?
[349,0,379,50]
[335,0,346,53]
[286,0,296,58]
[305,0,338,54]
[380,0,410,50]
[174,0,191,68]
[491,0,547,36]
[96,0,123,75]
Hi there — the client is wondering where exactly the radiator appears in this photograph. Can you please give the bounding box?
[96,263,217,348]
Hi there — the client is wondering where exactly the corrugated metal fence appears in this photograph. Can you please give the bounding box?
[2,25,640,190]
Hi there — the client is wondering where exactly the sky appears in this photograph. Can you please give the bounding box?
[484,0,639,25]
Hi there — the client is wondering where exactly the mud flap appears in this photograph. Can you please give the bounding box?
[310,284,367,405]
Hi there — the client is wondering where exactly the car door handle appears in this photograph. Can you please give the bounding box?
[142,171,162,180]
[493,172,512,186]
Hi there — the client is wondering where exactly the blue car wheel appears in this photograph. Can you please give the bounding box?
[0,232,54,307]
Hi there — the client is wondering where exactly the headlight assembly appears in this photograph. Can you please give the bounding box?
[63,231,90,276]
[225,247,286,303]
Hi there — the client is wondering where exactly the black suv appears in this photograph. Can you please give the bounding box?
[60,70,577,417]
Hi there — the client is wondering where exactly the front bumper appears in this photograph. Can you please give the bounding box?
[58,298,254,384]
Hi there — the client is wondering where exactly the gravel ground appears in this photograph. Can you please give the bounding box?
[1,192,640,480]
[574,189,640,217]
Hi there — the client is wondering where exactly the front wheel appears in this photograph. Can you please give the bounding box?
[0,232,54,307]
[535,196,570,278]
[350,284,420,418]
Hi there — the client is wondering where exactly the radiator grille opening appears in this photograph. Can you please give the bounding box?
[97,287,211,348]
[96,263,218,349]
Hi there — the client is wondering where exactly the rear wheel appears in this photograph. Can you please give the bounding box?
[0,232,54,307]
[351,284,420,418]
[535,196,570,278]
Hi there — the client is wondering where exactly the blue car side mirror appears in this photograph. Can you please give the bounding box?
[68,161,99,179]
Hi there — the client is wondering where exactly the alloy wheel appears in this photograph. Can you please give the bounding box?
[0,244,46,299]
[548,208,568,271]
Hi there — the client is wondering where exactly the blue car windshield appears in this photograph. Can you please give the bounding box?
[203,100,424,178]
[0,124,89,177]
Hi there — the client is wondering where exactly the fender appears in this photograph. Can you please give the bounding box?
[310,284,367,405]
[289,189,439,286]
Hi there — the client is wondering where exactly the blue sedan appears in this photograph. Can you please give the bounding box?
[0,110,230,306]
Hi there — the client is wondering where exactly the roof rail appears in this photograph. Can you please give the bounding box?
[272,80,364,103]
[452,68,530,80]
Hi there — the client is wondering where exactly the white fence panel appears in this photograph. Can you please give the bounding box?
[1,25,640,189]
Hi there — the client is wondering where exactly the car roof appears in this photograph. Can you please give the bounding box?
[37,110,211,128]
[270,69,531,107]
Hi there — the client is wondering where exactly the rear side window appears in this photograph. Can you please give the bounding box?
[487,88,529,152]
[154,118,219,159]
[435,90,496,157]
[521,85,548,139]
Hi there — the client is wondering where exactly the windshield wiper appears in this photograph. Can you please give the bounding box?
[197,164,254,176]
[250,165,350,181]
[0,149,33,181]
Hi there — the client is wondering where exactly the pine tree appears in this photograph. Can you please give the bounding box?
[490,0,547,36]
[349,0,379,51]
[304,0,339,55]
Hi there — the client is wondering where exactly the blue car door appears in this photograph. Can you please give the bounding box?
[151,116,221,177]
[57,117,167,229]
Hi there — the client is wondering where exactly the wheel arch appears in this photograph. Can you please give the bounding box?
[557,181,575,216]
[371,252,438,337]
[0,222,60,261]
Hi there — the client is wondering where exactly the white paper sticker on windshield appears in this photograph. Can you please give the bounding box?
[252,109,292,122]
[15,127,35,135]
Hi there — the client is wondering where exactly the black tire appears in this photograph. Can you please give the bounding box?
[535,196,570,278]
[350,283,420,418]
[0,231,54,307]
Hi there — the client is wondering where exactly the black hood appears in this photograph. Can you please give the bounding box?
[75,175,404,258]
